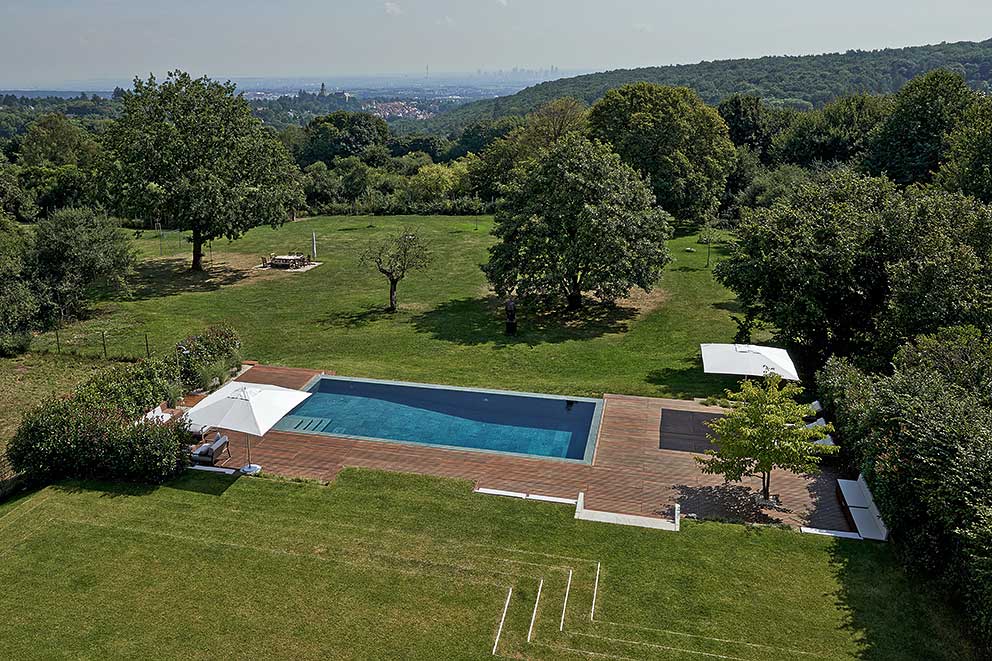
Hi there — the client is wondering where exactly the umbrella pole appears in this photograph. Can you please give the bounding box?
[241,432,261,475]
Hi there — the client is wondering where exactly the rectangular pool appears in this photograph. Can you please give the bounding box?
[272,375,603,462]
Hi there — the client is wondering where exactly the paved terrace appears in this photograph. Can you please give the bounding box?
[217,365,850,531]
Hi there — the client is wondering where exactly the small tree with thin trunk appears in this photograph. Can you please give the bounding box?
[360,229,432,312]
[697,373,837,502]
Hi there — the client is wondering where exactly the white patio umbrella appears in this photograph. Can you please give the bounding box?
[184,381,311,474]
[700,343,800,381]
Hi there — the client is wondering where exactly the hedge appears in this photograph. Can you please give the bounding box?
[176,325,242,391]
[817,326,992,652]
[7,398,191,483]
[6,325,244,486]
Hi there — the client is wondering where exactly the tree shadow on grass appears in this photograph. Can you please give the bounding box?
[826,540,976,660]
[411,296,639,347]
[51,470,239,499]
[646,356,740,400]
[317,306,400,329]
[673,483,784,524]
[129,258,252,300]
[711,300,743,314]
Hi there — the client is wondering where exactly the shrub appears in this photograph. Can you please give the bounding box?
[6,356,191,484]
[817,326,992,652]
[0,330,32,357]
[73,358,181,418]
[176,325,242,391]
[8,396,191,484]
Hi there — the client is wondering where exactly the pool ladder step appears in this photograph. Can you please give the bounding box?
[286,416,333,433]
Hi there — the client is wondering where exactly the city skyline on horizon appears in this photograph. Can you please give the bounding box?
[2,0,991,88]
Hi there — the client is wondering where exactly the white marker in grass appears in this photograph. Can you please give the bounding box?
[560,569,573,632]
[527,578,544,643]
[590,561,601,621]
[492,587,512,655]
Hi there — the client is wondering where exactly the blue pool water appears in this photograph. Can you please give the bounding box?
[273,376,601,461]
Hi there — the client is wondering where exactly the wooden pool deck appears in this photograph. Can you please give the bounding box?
[217,365,850,531]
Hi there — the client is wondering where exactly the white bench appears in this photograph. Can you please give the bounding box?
[837,474,888,541]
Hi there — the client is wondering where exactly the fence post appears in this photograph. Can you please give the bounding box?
[101,331,108,359]
[145,333,151,358]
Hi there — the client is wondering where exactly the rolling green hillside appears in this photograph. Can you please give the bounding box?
[407,38,992,135]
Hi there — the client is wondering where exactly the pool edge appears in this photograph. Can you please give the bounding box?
[289,372,605,465]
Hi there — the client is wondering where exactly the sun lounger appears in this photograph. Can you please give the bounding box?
[837,474,888,541]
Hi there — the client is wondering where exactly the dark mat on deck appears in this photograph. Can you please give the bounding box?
[659,409,721,453]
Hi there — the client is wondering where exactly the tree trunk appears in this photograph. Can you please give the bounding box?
[762,471,771,502]
[565,289,583,311]
[387,278,398,312]
[191,227,204,272]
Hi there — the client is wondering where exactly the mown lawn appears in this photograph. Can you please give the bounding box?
[27,214,745,400]
[0,353,113,463]
[0,469,974,660]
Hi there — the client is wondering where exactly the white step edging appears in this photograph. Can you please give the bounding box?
[574,492,680,532]
[474,487,680,531]
[800,526,863,540]
[189,465,238,475]
[474,487,577,505]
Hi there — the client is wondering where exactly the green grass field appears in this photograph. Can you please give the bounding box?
[4,214,972,658]
[0,469,973,660]
[28,214,746,400]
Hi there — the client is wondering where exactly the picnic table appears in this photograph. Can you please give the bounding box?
[269,254,308,269]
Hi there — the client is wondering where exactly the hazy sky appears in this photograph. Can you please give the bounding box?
[2,0,991,87]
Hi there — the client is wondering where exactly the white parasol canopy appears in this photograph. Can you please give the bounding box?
[184,380,311,473]
[700,343,800,381]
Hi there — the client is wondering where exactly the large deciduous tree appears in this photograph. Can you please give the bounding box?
[698,374,836,502]
[483,134,673,311]
[31,208,136,323]
[518,97,588,150]
[715,169,992,374]
[718,94,773,161]
[938,96,992,203]
[105,71,303,270]
[19,113,101,168]
[772,93,892,167]
[589,83,735,224]
[299,111,389,167]
[864,69,976,185]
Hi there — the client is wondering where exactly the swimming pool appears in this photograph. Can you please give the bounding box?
[273,375,603,462]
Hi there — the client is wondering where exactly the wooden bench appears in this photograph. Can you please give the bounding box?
[838,474,889,541]
[190,434,231,466]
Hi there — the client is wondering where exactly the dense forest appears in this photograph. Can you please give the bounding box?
[407,37,992,134]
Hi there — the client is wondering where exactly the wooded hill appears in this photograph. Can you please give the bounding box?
[407,38,992,134]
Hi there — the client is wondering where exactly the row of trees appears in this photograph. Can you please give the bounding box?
[708,72,992,655]
[5,69,991,274]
